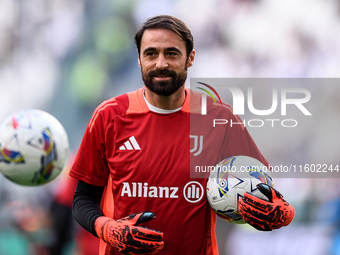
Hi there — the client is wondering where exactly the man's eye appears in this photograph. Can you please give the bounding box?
[146,52,156,56]
[168,52,178,57]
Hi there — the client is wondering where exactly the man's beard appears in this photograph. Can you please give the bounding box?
[141,67,187,96]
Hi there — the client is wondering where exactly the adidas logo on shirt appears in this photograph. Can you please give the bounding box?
[119,136,141,150]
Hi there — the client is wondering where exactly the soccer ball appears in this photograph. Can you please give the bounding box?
[0,109,69,186]
[206,156,273,222]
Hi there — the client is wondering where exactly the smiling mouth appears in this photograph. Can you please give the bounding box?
[153,76,171,80]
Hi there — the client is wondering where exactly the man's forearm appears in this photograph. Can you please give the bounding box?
[72,180,105,237]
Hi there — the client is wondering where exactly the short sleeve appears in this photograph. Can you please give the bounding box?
[69,106,110,187]
[221,111,269,167]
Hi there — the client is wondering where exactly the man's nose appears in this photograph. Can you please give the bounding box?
[155,54,168,69]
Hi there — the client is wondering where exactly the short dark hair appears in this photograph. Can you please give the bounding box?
[134,15,194,57]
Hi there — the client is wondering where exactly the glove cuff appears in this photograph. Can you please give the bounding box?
[95,216,113,243]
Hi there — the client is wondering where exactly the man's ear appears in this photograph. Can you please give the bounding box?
[186,49,195,68]
[138,52,141,67]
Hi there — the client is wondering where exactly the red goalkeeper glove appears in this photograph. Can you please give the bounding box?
[95,212,164,254]
[238,183,295,231]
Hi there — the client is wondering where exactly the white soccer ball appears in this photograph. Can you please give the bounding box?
[0,109,69,186]
[206,156,273,222]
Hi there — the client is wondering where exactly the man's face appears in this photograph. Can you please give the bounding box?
[138,29,195,96]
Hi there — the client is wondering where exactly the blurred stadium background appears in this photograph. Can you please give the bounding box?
[1,0,340,254]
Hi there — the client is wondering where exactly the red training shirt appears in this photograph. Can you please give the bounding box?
[70,87,268,255]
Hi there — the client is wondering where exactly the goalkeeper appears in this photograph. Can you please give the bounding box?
[70,15,294,254]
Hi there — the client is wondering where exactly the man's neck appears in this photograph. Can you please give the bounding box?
[144,86,186,110]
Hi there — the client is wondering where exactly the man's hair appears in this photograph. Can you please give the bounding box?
[134,15,194,57]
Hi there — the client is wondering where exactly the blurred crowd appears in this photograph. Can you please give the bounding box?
[0,0,340,254]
